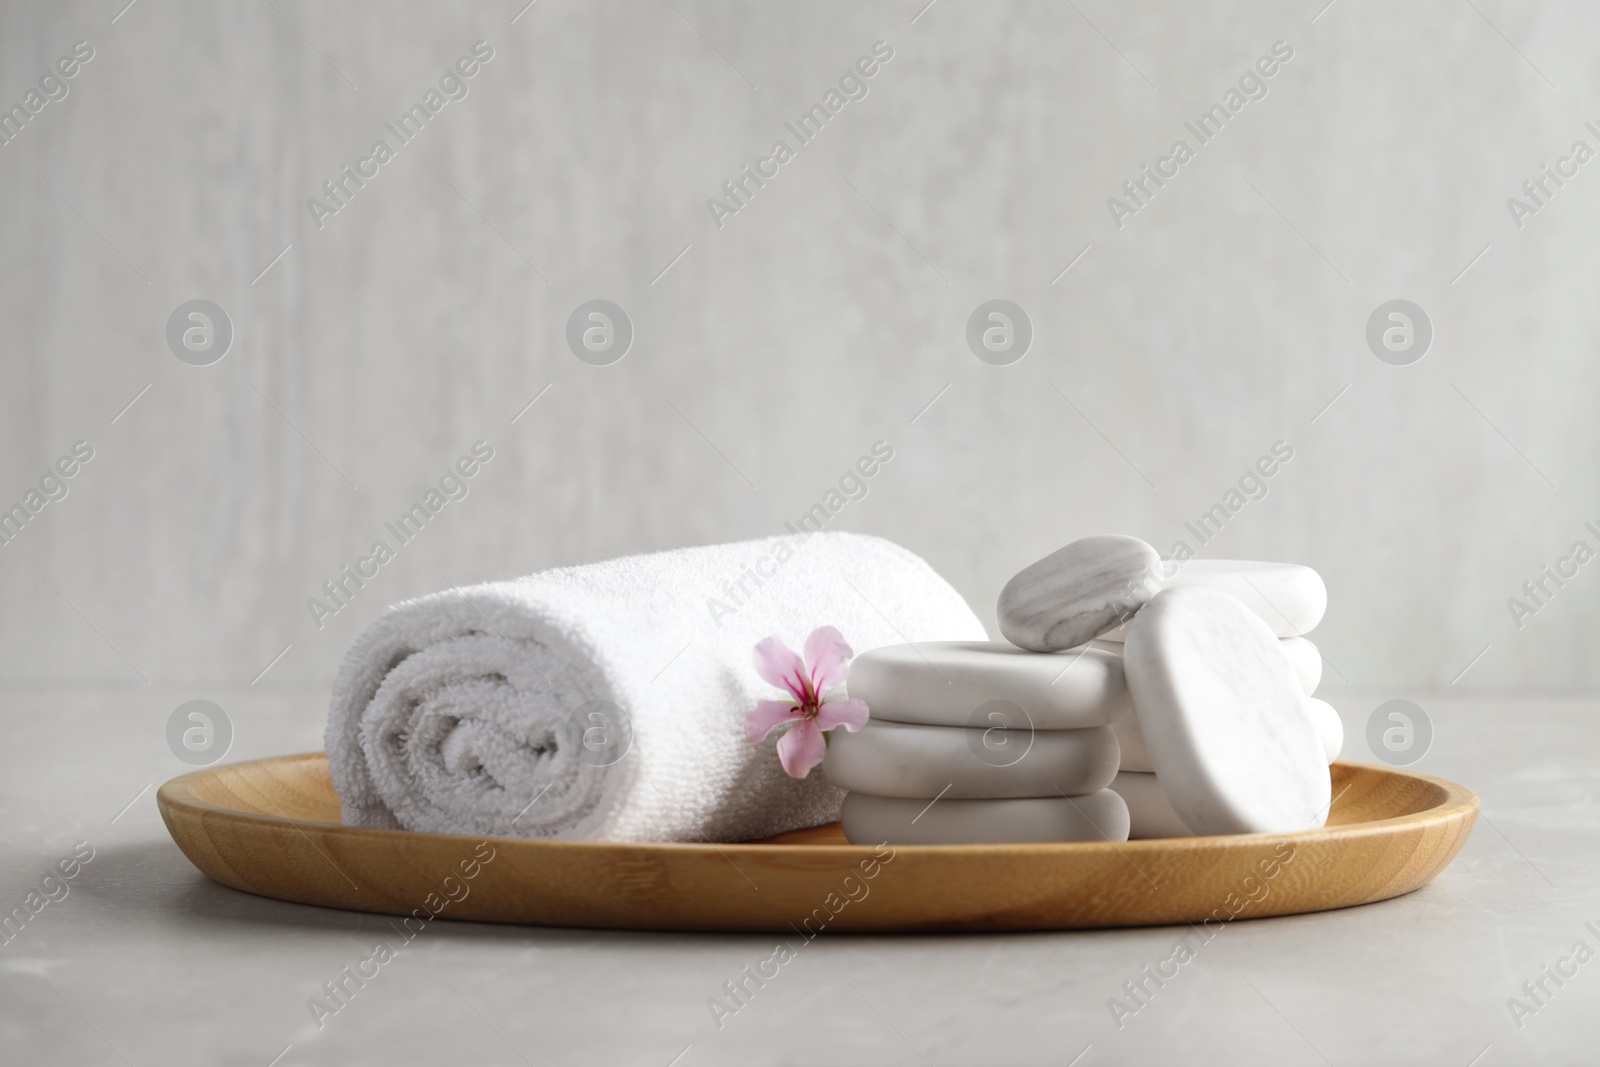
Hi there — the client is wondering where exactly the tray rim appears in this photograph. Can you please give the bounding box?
[157,750,1479,858]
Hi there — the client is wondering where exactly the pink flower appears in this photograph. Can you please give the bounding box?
[745,626,869,778]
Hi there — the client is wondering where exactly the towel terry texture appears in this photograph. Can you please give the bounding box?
[325,532,985,843]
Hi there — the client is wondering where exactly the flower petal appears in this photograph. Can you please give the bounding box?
[776,718,826,778]
[753,636,809,702]
[803,625,854,695]
[746,699,803,743]
[814,697,869,734]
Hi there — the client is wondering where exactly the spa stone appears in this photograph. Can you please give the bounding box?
[1109,771,1191,839]
[1123,586,1330,835]
[1099,559,1326,640]
[997,534,1164,652]
[1305,696,1344,763]
[847,640,1128,729]
[823,719,1119,799]
[1110,638,1324,772]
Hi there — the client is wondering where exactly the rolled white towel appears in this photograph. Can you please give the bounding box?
[325,532,985,842]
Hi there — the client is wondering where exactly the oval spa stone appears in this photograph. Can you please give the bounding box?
[1279,636,1323,694]
[846,640,1129,730]
[1108,771,1192,839]
[1304,697,1344,763]
[1123,586,1330,835]
[1108,637,1324,772]
[997,534,1165,652]
[822,719,1119,799]
[1113,692,1340,773]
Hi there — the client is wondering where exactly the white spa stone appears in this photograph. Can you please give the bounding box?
[1088,637,1317,674]
[1109,771,1191,839]
[1109,637,1323,773]
[847,640,1129,729]
[1305,697,1344,763]
[997,534,1164,652]
[1279,636,1322,694]
[840,790,1130,845]
[1108,711,1155,774]
[1123,586,1330,835]
[822,719,1119,799]
[1098,559,1327,641]
[1113,690,1337,774]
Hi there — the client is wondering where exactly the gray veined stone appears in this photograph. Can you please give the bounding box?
[997,535,1165,652]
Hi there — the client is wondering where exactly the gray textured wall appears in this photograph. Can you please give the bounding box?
[3,0,1597,692]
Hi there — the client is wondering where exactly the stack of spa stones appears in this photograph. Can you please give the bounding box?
[823,640,1129,846]
[824,535,1338,844]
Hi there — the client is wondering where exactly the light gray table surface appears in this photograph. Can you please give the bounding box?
[1,686,1594,1066]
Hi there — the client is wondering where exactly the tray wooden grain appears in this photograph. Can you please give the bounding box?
[158,753,1477,932]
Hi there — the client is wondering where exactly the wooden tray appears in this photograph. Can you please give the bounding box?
[158,753,1477,932]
